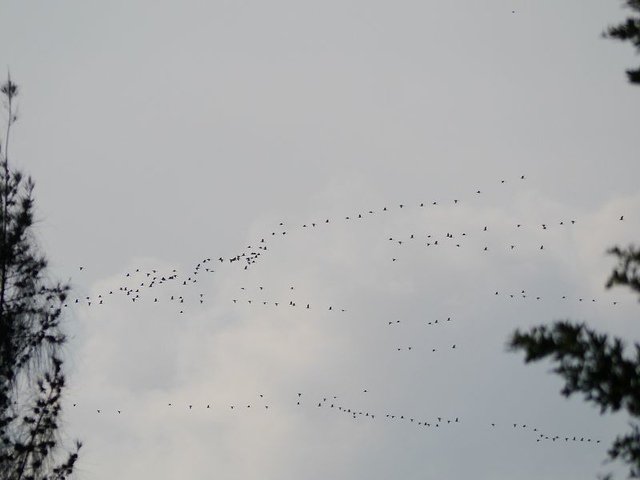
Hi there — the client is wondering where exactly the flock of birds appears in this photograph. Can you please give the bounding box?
[63,174,623,452]
[65,175,625,313]
[492,290,621,305]
[67,390,602,446]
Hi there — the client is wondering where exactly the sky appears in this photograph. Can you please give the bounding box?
[0,1,639,479]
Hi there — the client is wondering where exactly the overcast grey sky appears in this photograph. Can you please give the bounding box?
[1,1,639,479]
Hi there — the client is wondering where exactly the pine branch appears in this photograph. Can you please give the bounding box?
[0,74,80,480]
[604,2,640,84]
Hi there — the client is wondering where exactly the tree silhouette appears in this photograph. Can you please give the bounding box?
[0,75,81,480]
[509,246,640,478]
[509,9,640,476]
[604,0,640,84]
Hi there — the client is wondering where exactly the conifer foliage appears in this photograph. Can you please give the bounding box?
[511,5,640,474]
[509,246,640,479]
[604,0,640,84]
[0,76,81,479]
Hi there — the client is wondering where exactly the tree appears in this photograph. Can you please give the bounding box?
[0,75,81,479]
[508,245,640,479]
[604,0,640,84]
[509,8,640,475]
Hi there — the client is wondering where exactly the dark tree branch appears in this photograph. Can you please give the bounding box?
[603,1,640,84]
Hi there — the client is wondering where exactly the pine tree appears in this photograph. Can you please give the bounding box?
[604,0,640,84]
[0,75,81,480]
[509,246,640,479]
[511,3,640,476]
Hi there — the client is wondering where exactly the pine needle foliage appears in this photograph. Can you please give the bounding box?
[0,75,81,480]
[509,246,640,478]
[604,0,640,84]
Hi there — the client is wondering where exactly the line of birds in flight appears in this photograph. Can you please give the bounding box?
[64,174,628,315]
[230,285,348,312]
[75,174,528,285]
[493,290,621,305]
[65,391,602,446]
